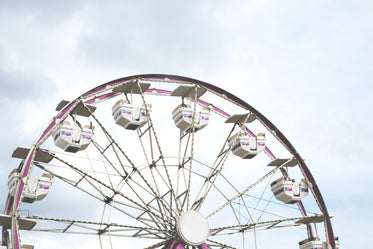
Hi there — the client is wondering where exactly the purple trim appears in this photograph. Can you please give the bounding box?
[15,181,24,209]
[86,92,118,104]
[244,127,255,137]
[21,150,34,178]
[175,243,184,249]
[36,121,55,144]
[298,201,307,217]
[298,201,314,238]
[12,150,35,210]
[82,86,107,97]
[200,243,210,249]
[85,99,95,104]
[196,99,230,117]
[167,239,185,249]
[6,199,12,215]
[97,92,117,100]
[4,233,8,249]
[12,73,334,248]
[195,99,210,106]
[109,80,127,87]
[243,127,276,160]
[168,240,175,248]
[57,101,76,119]
[13,214,20,249]
[9,146,36,249]
[212,105,229,117]
[167,239,208,249]
[264,147,276,160]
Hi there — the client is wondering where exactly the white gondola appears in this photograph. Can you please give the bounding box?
[172,104,210,132]
[299,237,324,249]
[271,177,309,204]
[8,169,53,203]
[52,121,94,153]
[324,237,340,249]
[228,132,266,159]
[299,237,339,249]
[112,99,151,130]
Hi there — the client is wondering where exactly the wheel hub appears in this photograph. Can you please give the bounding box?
[176,210,210,246]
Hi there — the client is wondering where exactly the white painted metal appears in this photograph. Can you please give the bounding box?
[112,99,151,130]
[0,214,36,230]
[267,158,298,167]
[55,100,96,117]
[299,237,324,249]
[11,147,53,163]
[225,113,256,124]
[171,85,207,98]
[8,170,53,203]
[270,177,309,204]
[3,75,336,249]
[176,210,209,246]
[324,238,340,249]
[172,104,210,132]
[228,132,266,159]
[52,121,94,153]
[112,80,151,94]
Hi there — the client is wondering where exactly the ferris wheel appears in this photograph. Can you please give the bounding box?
[1,74,338,249]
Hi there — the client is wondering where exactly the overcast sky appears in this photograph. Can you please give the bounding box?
[0,0,372,248]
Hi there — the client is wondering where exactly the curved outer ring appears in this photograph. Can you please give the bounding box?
[6,74,335,249]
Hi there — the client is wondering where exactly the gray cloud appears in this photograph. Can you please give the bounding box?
[0,72,57,101]
[0,0,87,26]
[0,61,60,211]
[71,1,231,74]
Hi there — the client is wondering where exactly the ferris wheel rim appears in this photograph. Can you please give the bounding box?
[4,73,335,249]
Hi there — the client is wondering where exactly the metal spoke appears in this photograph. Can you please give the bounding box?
[135,126,176,219]
[136,81,181,216]
[194,150,231,211]
[28,202,167,237]
[186,88,198,211]
[137,125,172,216]
[193,124,236,211]
[206,239,237,249]
[209,215,323,236]
[144,239,172,249]
[4,77,335,249]
[206,158,292,219]
[84,100,177,224]
[178,131,193,211]
[33,161,169,229]
[90,139,128,180]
